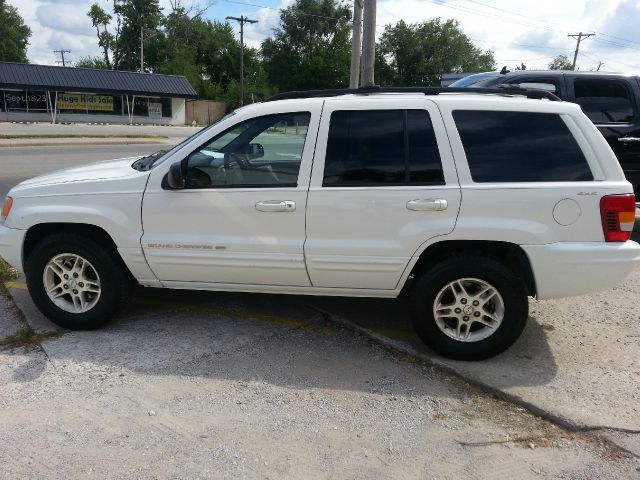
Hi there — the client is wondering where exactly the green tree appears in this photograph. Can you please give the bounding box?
[75,56,109,69]
[85,0,163,71]
[87,3,114,68]
[377,18,495,86]
[548,54,573,70]
[113,0,163,71]
[261,0,352,92]
[0,0,31,62]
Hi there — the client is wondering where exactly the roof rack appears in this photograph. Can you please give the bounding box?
[265,85,561,102]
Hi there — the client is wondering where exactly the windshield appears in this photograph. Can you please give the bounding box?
[449,73,502,87]
[131,112,236,171]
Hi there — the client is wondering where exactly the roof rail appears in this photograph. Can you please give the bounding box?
[265,85,561,102]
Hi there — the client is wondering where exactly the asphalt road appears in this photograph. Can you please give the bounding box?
[0,144,169,198]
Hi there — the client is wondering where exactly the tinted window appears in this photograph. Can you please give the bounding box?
[323,110,444,186]
[453,110,593,182]
[185,112,310,188]
[574,79,635,123]
[408,110,445,184]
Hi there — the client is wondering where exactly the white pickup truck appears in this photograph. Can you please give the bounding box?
[1,87,638,360]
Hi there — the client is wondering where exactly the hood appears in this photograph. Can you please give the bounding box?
[14,157,143,189]
[9,156,152,198]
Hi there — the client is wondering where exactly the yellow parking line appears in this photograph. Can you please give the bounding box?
[133,298,320,332]
[4,281,413,342]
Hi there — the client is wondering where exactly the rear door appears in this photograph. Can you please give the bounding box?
[567,74,640,198]
[304,97,461,290]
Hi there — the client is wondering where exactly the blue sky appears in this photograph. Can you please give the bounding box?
[9,0,640,74]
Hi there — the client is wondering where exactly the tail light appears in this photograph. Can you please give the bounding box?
[600,194,636,242]
[0,196,12,223]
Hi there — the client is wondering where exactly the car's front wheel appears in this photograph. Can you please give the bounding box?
[410,256,528,360]
[26,233,132,330]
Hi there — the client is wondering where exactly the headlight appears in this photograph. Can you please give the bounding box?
[1,196,13,223]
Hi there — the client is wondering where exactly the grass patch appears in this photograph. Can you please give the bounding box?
[0,258,17,283]
[0,325,65,349]
[0,134,168,140]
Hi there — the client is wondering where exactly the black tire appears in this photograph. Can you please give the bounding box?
[410,256,528,361]
[25,233,132,330]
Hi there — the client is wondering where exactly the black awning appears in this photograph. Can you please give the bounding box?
[0,62,197,98]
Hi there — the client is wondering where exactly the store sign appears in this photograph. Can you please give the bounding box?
[148,102,162,118]
[58,93,114,111]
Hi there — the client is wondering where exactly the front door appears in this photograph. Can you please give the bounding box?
[304,98,461,290]
[141,104,319,286]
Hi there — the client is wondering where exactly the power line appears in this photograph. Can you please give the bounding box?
[426,0,640,53]
[458,0,640,49]
[223,0,351,22]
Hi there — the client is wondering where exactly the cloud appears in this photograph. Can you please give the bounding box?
[36,3,95,36]
[591,0,640,50]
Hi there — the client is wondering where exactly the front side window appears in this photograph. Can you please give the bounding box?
[453,110,593,182]
[574,79,635,123]
[185,112,310,188]
[323,109,444,186]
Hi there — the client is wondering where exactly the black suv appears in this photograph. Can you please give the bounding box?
[451,70,640,203]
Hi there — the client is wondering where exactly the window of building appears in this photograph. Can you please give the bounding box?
[573,79,635,123]
[323,109,444,186]
[133,97,148,116]
[161,97,172,117]
[453,110,593,182]
[26,91,48,111]
[5,90,27,111]
[185,112,311,188]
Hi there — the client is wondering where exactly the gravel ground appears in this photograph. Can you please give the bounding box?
[0,298,637,479]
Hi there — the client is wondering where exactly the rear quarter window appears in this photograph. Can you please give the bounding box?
[453,110,593,182]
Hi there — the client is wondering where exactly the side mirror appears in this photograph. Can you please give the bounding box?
[163,159,186,189]
[246,143,264,159]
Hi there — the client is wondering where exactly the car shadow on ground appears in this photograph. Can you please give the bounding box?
[4,284,558,393]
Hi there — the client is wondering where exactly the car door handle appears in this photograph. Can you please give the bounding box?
[618,137,640,143]
[406,199,448,211]
[255,200,296,212]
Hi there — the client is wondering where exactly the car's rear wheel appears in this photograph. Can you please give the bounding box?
[26,233,132,330]
[410,256,528,360]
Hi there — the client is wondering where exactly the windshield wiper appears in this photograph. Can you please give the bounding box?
[131,150,168,171]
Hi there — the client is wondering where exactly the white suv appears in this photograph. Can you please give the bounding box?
[1,87,639,360]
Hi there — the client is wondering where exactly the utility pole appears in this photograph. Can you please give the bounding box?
[53,50,71,67]
[141,26,145,72]
[568,32,595,70]
[360,0,376,87]
[349,0,363,88]
[226,15,258,106]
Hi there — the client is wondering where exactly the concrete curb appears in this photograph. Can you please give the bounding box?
[311,305,640,459]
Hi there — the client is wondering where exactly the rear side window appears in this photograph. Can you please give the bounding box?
[323,109,444,186]
[573,79,635,123]
[453,110,593,182]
